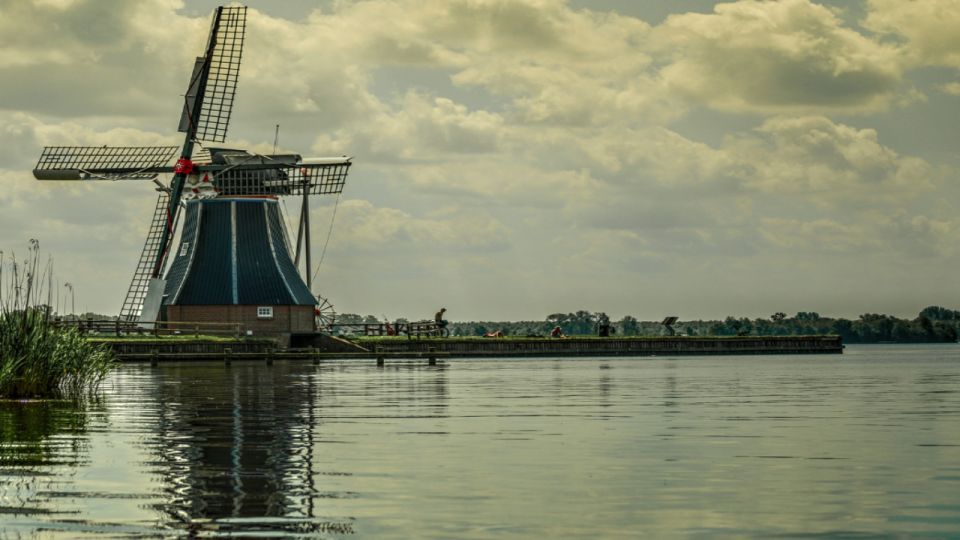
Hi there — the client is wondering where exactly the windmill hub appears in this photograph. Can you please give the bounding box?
[31,5,352,337]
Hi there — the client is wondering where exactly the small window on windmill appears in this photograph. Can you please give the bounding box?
[257,306,273,319]
[179,242,190,257]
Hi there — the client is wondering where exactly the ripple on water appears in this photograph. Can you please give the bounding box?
[0,350,959,537]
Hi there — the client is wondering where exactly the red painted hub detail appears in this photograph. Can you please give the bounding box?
[174,157,195,175]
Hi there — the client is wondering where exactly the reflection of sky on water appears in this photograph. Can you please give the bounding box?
[0,346,958,537]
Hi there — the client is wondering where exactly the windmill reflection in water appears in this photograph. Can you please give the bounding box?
[142,362,449,535]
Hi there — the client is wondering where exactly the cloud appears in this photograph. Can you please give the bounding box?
[327,0,662,127]
[330,199,510,253]
[512,115,948,267]
[312,91,504,162]
[0,0,202,117]
[863,0,960,68]
[759,210,954,259]
[940,82,960,95]
[729,115,934,203]
[652,0,904,114]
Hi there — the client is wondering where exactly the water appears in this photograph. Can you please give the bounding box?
[1,345,959,538]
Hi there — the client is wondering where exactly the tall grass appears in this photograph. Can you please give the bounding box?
[0,240,115,399]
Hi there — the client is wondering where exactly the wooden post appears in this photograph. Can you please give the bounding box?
[195,324,199,338]
[428,346,437,366]
[312,349,320,365]
[375,345,384,366]
[150,349,159,367]
[266,348,274,365]
[224,347,232,366]
[115,319,120,337]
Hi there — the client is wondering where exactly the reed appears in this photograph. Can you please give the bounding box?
[0,241,115,399]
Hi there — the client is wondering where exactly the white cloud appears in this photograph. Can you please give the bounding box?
[730,115,934,202]
[864,0,960,68]
[312,91,504,162]
[331,199,510,253]
[652,0,904,114]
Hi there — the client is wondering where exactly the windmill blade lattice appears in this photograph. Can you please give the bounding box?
[179,5,246,143]
[213,160,352,196]
[119,191,174,322]
[34,146,178,180]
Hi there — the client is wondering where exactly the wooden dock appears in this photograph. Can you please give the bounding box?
[99,335,841,363]
[359,335,843,357]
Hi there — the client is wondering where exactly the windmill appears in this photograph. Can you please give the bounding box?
[31,5,350,333]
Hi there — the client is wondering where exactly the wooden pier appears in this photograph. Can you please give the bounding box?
[357,335,843,357]
[99,335,841,363]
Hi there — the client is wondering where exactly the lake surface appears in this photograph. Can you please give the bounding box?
[1,345,959,538]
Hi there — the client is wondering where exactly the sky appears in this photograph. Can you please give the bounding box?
[1,0,959,322]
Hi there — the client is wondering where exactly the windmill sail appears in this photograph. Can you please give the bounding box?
[33,146,178,180]
[178,5,246,143]
[119,191,175,322]
[206,150,352,196]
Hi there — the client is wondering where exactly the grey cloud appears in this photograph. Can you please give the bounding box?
[0,0,199,118]
[440,0,564,52]
[0,63,183,118]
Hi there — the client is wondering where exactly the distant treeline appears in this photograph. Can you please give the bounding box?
[338,306,960,343]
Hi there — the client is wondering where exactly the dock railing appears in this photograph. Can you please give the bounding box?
[53,318,244,338]
[329,320,443,339]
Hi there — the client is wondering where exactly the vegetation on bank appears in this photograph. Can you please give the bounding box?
[339,307,960,344]
[0,242,115,399]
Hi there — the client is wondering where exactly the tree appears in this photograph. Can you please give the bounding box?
[832,319,853,340]
[920,306,960,321]
[771,312,786,323]
[918,315,935,337]
[935,322,958,342]
[337,313,364,325]
[892,321,913,342]
[571,310,596,335]
[709,322,727,335]
[619,316,639,336]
